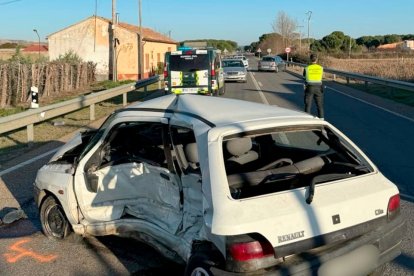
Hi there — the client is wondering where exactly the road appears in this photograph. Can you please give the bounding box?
[0,56,413,275]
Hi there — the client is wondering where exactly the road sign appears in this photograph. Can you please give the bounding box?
[267,48,271,54]
[257,48,261,53]
[285,47,291,53]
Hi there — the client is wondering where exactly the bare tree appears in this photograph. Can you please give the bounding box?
[272,11,297,48]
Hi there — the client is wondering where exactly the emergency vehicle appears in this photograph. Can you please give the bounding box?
[164,47,225,96]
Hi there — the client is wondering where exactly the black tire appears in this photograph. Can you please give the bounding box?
[185,251,223,276]
[40,195,71,239]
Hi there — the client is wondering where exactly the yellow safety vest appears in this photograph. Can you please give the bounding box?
[305,64,323,84]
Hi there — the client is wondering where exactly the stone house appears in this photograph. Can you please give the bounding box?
[47,16,177,80]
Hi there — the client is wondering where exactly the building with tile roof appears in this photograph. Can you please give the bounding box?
[22,44,49,52]
[47,16,177,80]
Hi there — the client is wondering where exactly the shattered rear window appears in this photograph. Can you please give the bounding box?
[222,126,373,199]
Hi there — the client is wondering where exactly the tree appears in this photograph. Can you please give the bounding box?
[272,11,297,47]
[383,34,401,44]
[321,31,346,52]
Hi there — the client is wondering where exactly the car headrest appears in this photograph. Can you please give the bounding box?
[226,137,252,157]
[185,143,199,164]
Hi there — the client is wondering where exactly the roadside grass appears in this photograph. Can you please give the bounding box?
[0,82,159,163]
[288,66,414,108]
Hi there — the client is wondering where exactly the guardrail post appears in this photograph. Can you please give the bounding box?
[90,103,95,121]
[123,93,127,106]
[346,77,350,85]
[333,74,336,81]
[27,124,34,146]
[365,81,369,91]
[144,86,148,93]
[158,79,162,90]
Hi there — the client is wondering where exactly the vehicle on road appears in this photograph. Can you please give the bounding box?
[234,55,249,68]
[258,55,286,72]
[164,48,225,96]
[34,94,404,275]
[222,59,247,83]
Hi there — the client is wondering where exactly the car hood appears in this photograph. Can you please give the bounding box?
[50,132,83,162]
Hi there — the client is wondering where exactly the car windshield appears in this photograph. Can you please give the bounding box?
[169,54,209,72]
[262,57,274,61]
[223,126,373,199]
[223,60,244,67]
[275,56,283,62]
[77,112,117,161]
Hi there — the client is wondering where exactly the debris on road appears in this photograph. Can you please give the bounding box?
[0,209,27,225]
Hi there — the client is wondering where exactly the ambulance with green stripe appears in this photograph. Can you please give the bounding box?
[164,48,225,96]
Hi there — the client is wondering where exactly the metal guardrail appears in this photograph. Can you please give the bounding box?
[287,61,414,92]
[0,75,161,143]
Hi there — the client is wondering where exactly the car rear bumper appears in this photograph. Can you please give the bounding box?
[258,66,276,71]
[211,216,405,275]
[224,76,246,82]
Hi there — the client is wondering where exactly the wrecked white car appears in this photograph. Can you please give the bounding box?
[34,94,404,275]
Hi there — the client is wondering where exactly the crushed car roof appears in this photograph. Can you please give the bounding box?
[125,94,314,127]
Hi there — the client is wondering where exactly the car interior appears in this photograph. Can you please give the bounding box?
[223,127,373,199]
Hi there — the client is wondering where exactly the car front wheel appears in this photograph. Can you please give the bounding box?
[40,195,71,239]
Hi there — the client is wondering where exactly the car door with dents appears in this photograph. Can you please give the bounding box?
[73,117,183,234]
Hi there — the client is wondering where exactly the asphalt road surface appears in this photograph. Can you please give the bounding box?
[0,57,413,275]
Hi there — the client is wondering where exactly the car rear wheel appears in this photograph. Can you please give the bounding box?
[185,248,224,276]
[185,253,215,276]
[40,195,71,239]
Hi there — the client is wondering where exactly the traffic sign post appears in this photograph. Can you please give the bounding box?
[257,48,261,59]
[285,47,291,63]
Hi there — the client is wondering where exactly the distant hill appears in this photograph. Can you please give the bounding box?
[0,39,34,46]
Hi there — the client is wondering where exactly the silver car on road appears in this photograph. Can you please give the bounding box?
[222,59,247,83]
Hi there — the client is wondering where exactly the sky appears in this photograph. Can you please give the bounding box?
[1,0,413,46]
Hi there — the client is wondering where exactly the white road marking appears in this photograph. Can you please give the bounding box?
[249,71,270,105]
[258,81,263,87]
[0,148,57,177]
[326,86,414,124]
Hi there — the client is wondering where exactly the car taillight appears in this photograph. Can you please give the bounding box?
[387,194,400,220]
[271,62,276,66]
[229,240,274,261]
[211,64,216,77]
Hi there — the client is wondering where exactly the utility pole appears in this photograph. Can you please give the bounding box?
[306,11,312,51]
[111,0,117,81]
[138,0,143,80]
[348,37,352,59]
[33,29,40,60]
[297,25,304,50]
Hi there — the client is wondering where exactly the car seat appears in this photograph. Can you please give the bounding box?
[225,137,259,174]
[184,143,200,172]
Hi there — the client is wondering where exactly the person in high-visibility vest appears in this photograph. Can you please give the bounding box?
[303,54,324,118]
